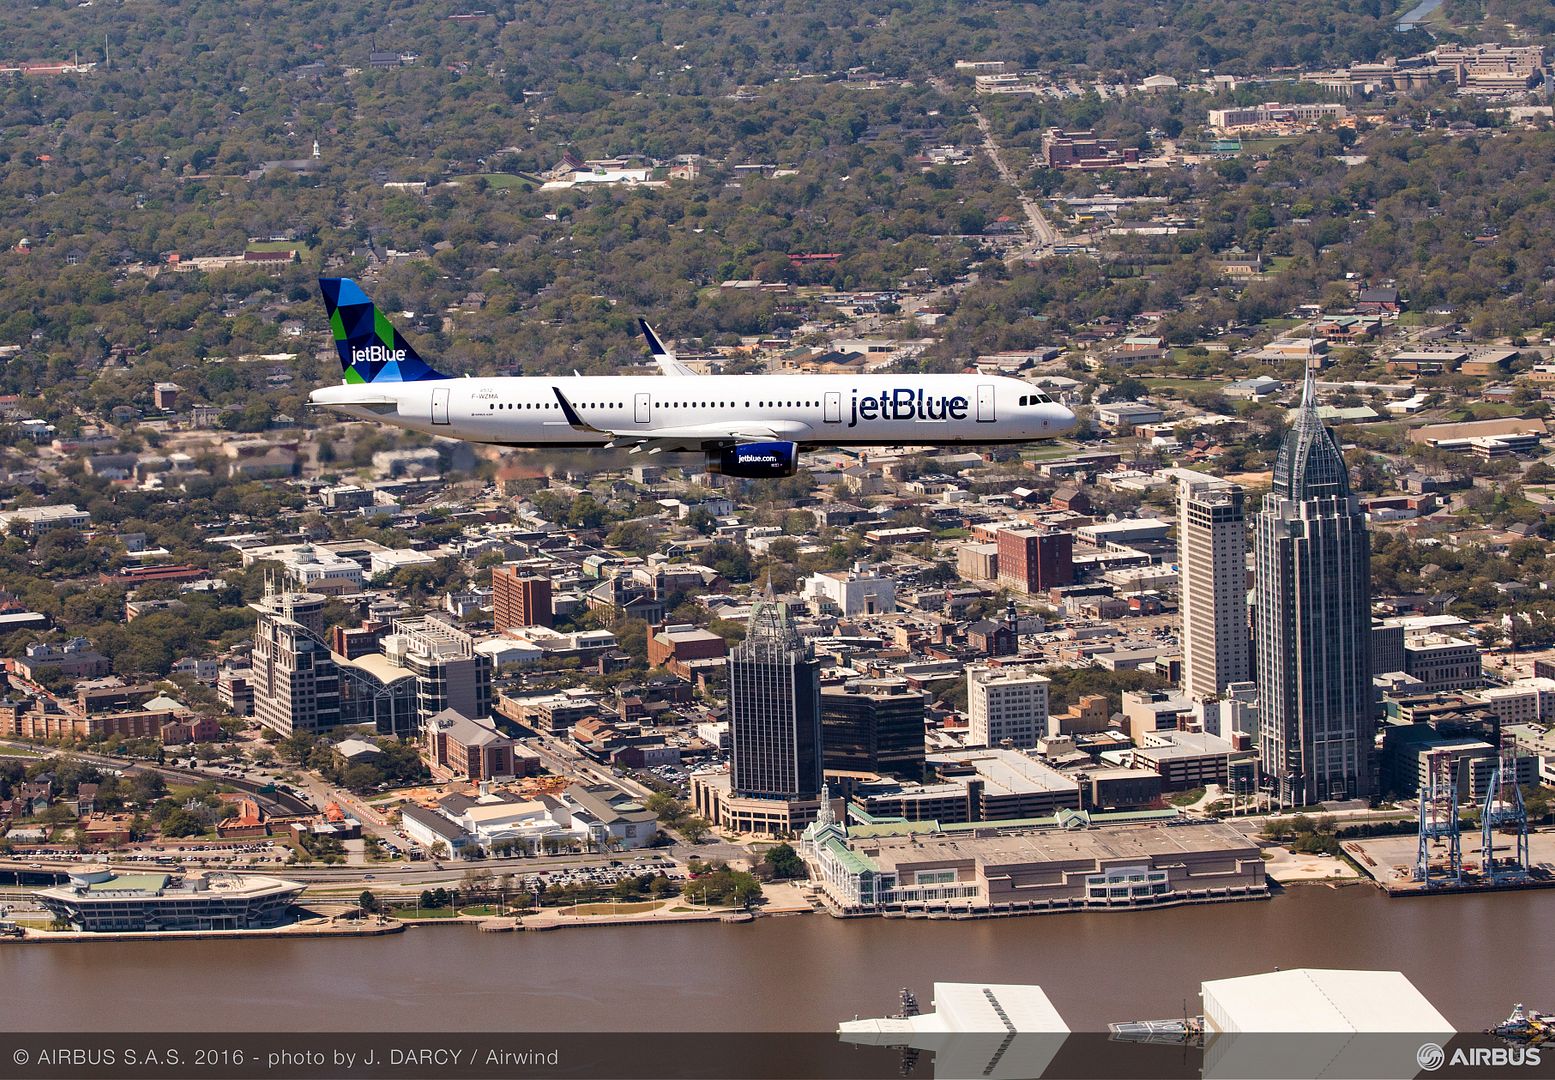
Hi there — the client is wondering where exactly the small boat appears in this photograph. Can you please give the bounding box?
[1490,1004,1555,1044]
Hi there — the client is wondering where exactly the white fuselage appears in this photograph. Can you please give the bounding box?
[310,372,1075,448]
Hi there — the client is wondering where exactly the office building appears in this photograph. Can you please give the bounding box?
[423,707,519,782]
[251,589,342,738]
[968,665,1050,750]
[821,679,927,779]
[492,565,553,630]
[1178,476,1251,699]
[729,599,823,801]
[1254,370,1374,803]
[996,529,1073,594]
[382,616,493,726]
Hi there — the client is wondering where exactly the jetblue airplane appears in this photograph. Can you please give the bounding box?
[309,278,1076,477]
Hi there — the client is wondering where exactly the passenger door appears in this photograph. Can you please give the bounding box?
[635,392,652,425]
[976,383,995,422]
[431,386,450,425]
[824,391,842,424]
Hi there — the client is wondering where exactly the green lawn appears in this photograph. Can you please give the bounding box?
[391,907,460,920]
[1020,443,1079,461]
[1167,787,1207,807]
[245,239,309,253]
[469,172,537,191]
[568,900,664,916]
[1143,377,1222,391]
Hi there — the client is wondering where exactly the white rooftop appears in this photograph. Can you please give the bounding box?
[1201,969,1453,1033]
[839,983,1068,1080]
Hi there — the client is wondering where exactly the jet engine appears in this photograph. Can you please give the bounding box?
[707,440,799,478]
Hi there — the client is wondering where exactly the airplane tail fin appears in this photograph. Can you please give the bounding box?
[319,277,450,384]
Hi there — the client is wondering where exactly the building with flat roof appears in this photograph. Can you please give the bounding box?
[996,528,1073,594]
[854,748,1081,823]
[646,623,728,680]
[807,562,897,616]
[801,812,1265,916]
[36,868,302,932]
[968,665,1050,750]
[492,565,553,630]
[1179,476,1251,700]
[821,679,926,780]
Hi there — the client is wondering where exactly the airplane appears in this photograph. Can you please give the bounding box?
[308,277,1076,477]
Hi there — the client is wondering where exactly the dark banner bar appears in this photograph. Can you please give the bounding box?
[0,1033,1548,1080]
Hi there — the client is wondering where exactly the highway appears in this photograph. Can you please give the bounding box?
[0,738,313,817]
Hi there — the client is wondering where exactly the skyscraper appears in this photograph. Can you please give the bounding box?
[821,678,926,779]
[729,600,823,800]
[1254,369,1374,804]
[1179,475,1251,700]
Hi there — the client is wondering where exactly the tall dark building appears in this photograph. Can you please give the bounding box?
[821,679,926,780]
[492,566,553,630]
[1254,369,1374,804]
[729,600,823,800]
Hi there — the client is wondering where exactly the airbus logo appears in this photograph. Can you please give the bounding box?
[848,388,969,427]
[1417,1043,1542,1071]
[352,345,407,365]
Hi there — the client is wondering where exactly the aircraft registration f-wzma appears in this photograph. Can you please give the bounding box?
[309,278,1076,477]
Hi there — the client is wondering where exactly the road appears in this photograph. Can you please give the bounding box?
[967,105,1058,260]
[527,735,655,801]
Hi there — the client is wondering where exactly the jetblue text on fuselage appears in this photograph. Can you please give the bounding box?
[848,388,969,427]
[353,346,408,365]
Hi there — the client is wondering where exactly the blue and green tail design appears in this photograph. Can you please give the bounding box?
[319,277,449,384]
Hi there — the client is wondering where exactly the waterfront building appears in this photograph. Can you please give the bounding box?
[1253,369,1374,803]
[967,664,1050,749]
[1178,476,1251,700]
[36,868,302,932]
[800,812,1265,916]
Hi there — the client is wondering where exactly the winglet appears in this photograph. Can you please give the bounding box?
[639,319,697,377]
[552,386,607,433]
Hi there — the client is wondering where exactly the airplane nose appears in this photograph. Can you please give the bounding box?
[1048,405,1077,435]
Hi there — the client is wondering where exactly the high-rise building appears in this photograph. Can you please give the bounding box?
[382,616,493,726]
[729,600,823,800]
[967,664,1050,749]
[492,566,553,630]
[1254,370,1374,804]
[821,678,926,779]
[996,528,1073,595]
[1179,476,1251,700]
[251,590,341,738]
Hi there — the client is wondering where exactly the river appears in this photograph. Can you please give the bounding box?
[4,885,1551,1033]
[1396,0,1444,31]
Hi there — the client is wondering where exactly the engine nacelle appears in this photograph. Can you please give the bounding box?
[707,440,799,478]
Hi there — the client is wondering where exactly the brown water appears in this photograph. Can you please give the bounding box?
[5,885,1551,1032]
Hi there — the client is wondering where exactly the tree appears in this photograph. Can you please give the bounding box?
[763,842,805,879]
[359,890,381,914]
[679,815,712,844]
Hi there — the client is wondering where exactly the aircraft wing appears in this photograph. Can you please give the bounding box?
[552,386,806,452]
[639,319,699,377]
